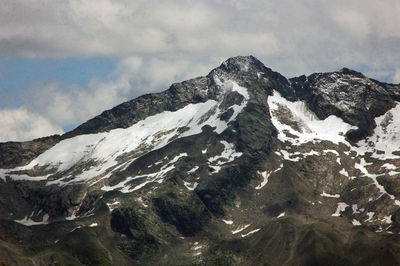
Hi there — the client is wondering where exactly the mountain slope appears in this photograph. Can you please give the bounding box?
[1,56,400,265]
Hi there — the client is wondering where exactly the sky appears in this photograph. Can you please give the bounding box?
[1,0,400,142]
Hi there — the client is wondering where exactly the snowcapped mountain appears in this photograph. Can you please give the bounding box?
[1,56,400,265]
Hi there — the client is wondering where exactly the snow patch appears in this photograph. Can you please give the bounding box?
[101,153,187,193]
[65,213,77,221]
[268,90,357,145]
[70,226,82,232]
[323,149,339,156]
[208,141,242,173]
[193,244,203,251]
[339,168,349,177]
[382,163,397,170]
[277,212,285,218]
[388,171,400,176]
[209,141,242,163]
[14,213,49,226]
[352,204,361,214]
[332,202,349,216]
[320,191,340,198]
[183,181,198,191]
[255,171,270,190]
[279,150,319,162]
[355,103,400,159]
[232,224,251,234]
[137,197,148,207]
[241,228,261,237]
[187,166,199,174]
[106,201,120,211]
[383,215,392,224]
[0,171,51,182]
[280,150,300,162]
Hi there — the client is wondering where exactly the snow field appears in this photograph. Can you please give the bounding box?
[1,80,250,190]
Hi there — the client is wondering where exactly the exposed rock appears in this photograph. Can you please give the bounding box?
[289,69,398,142]
[0,135,61,168]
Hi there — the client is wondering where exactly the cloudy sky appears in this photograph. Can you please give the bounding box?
[1,0,400,142]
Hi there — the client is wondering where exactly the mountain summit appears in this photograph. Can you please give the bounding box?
[1,56,400,265]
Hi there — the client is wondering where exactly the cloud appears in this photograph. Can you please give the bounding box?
[1,0,280,60]
[1,0,397,75]
[0,108,64,142]
[23,55,220,130]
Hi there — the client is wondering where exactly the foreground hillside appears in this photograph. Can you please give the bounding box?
[1,56,400,265]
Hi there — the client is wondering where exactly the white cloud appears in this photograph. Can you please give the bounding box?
[23,55,220,130]
[0,108,63,142]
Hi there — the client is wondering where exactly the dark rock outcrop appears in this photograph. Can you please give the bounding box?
[289,69,398,142]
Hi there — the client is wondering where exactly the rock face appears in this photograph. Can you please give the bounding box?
[0,135,61,168]
[1,56,400,265]
[289,69,399,142]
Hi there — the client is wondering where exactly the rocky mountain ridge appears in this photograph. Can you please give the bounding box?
[0,56,400,265]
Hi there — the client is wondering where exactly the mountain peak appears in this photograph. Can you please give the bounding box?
[1,56,400,265]
[221,55,261,70]
[210,55,291,98]
[338,67,365,77]
[215,55,272,77]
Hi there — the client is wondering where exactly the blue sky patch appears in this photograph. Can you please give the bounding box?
[0,57,116,108]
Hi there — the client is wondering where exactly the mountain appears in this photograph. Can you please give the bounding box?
[1,56,400,265]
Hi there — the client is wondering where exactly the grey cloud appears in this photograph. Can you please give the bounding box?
[1,0,398,77]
